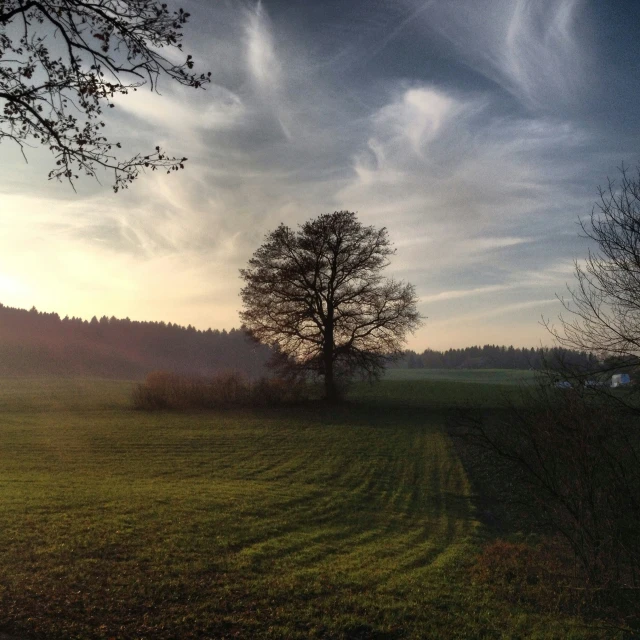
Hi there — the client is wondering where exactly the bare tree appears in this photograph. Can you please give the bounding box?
[454,166,640,623]
[239,211,423,402]
[550,165,640,369]
[0,0,210,191]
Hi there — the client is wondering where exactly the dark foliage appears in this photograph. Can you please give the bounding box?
[240,211,422,401]
[0,302,270,378]
[0,0,209,190]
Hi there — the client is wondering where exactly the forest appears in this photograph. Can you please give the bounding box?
[394,345,598,371]
[0,303,270,378]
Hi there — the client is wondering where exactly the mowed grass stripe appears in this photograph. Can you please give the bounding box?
[0,379,608,638]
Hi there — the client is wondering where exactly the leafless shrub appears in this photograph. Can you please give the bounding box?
[251,376,311,406]
[132,370,308,410]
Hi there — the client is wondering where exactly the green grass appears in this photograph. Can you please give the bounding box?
[383,368,537,385]
[0,377,613,639]
[353,379,526,410]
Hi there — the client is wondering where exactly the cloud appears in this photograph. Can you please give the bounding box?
[245,2,282,92]
[415,298,561,350]
[410,0,590,111]
[461,298,560,323]
[0,0,630,353]
[373,88,459,154]
[114,84,244,136]
[333,81,600,349]
[420,284,512,303]
[242,2,292,141]
[339,84,592,259]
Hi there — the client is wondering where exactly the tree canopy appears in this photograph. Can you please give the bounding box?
[240,211,422,401]
[0,0,209,191]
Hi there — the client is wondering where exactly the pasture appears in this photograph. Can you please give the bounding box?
[383,368,537,385]
[0,376,611,638]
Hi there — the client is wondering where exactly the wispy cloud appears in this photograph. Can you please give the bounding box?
[411,0,590,111]
[245,2,282,92]
[339,84,592,263]
[420,284,512,303]
[243,2,292,141]
[115,84,244,136]
[372,88,459,155]
[467,298,560,322]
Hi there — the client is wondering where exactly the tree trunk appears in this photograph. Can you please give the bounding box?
[324,311,338,402]
[324,359,338,403]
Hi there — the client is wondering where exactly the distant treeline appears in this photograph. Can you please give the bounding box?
[391,345,598,371]
[0,303,270,379]
[0,302,600,378]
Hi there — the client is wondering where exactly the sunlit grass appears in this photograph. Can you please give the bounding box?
[0,378,612,638]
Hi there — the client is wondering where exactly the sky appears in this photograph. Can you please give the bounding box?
[1,0,639,350]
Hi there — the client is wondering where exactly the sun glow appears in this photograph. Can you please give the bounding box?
[0,272,28,299]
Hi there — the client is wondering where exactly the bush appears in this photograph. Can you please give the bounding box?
[204,371,252,408]
[132,371,308,410]
[132,371,194,410]
[250,375,310,406]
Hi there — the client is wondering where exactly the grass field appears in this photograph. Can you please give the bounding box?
[383,368,537,385]
[0,377,613,639]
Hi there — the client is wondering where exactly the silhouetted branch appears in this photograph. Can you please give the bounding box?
[0,0,210,190]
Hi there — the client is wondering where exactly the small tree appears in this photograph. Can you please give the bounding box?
[550,165,640,371]
[0,0,210,191]
[239,211,422,401]
[456,166,640,622]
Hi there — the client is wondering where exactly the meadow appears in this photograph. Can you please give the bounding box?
[383,368,537,385]
[0,375,615,639]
